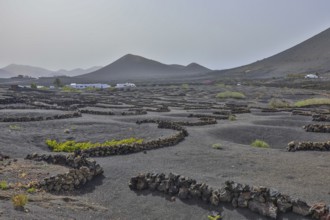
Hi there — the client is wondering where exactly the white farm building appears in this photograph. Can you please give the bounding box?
[115,83,136,89]
[304,74,319,79]
[70,83,111,89]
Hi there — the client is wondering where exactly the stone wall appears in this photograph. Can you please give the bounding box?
[0,111,81,122]
[213,110,231,116]
[0,97,23,105]
[146,105,170,112]
[121,109,147,116]
[80,109,115,115]
[129,172,329,220]
[73,121,188,157]
[188,113,229,120]
[25,153,103,192]
[136,118,217,127]
[312,114,330,122]
[292,110,312,116]
[304,124,330,133]
[287,141,330,152]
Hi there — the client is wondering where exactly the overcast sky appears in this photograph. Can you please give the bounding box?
[0,0,330,70]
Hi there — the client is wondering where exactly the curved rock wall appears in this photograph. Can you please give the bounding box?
[25,153,103,192]
[312,114,330,122]
[188,113,229,120]
[129,172,329,220]
[0,111,81,122]
[80,109,115,115]
[287,141,330,152]
[304,124,330,133]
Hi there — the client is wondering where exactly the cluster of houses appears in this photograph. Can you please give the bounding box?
[12,82,136,91]
[69,82,136,89]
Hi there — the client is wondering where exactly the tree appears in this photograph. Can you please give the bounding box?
[53,78,62,88]
[30,83,37,89]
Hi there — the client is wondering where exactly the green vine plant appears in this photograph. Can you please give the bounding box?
[46,138,144,152]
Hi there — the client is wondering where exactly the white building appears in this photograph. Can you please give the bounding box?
[304,74,319,79]
[70,83,111,89]
[115,83,136,89]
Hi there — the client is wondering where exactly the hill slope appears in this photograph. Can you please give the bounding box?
[76,54,211,82]
[50,66,103,77]
[0,69,14,78]
[208,27,330,79]
[2,64,53,78]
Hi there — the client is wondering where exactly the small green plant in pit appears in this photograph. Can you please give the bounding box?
[12,194,28,208]
[216,91,245,99]
[294,98,330,107]
[251,139,269,148]
[212,143,223,150]
[9,124,21,131]
[61,86,81,93]
[30,83,37,89]
[0,180,8,190]
[228,115,236,121]
[46,137,144,152]
[269,98,291,108]
[27,187,36,194]
[208,214,222,220]
[181,83,189,89]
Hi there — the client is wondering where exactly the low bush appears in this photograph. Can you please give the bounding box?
[9,124,21,131]
[61,86,81,93]
[208,213,222,220]
[269,98,291,108]
[0,180,8,190]
[181,83,189,89]
[294,98,330,107]
[12,194,28,208]
[228,115,236,121]
[251,139,269,148]
[46,137,144,152]
[216,91,245,99]
[212,143,223,150]
[27,187,36,194]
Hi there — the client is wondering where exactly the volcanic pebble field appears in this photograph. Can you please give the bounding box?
[0,84,329,220]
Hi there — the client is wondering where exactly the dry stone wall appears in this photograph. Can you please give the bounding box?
[0,111,81,122]
[129,172,329,220]
[25,153,103,192]
[74,121,188,157]
[188,113,229,120]
[80,109,115,115]
[313,114,330,122]
[304,124,330,133]
[287,141,330,152]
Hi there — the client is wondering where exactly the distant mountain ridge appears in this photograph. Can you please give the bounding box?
[207,27,330,79]
[50,66,103,77]
[76,54,211,82]
[0,64,103,78]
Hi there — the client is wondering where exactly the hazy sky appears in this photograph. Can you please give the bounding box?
[1,0,330,70]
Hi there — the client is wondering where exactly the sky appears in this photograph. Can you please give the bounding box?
[0,0,330,71]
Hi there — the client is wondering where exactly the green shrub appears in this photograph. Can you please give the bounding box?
[181,84,189,89]
[30,83,37,89]
[212,143,222,150]
[61,86,81,93]
[216,91,245,99]
[12,194,28,208]
[46,138,144,152]
[0,180,8,190]
[294,98,330,107]
[208,214,222,220]
[228,115,236,121]
[9,124,21,131]
[251,139,269,148]
[27,187,36,194]
[269,98,291,108]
